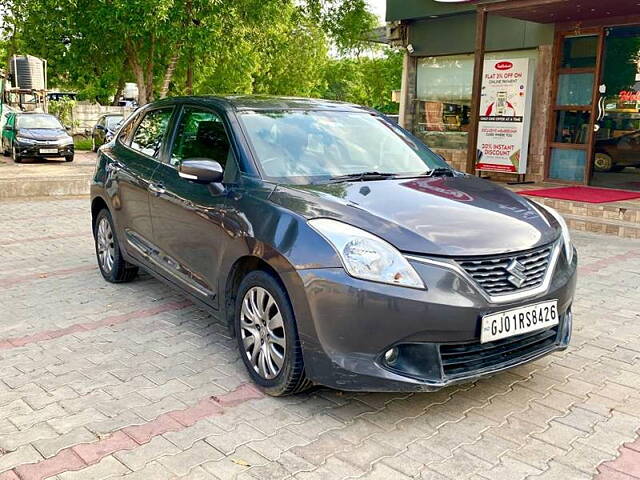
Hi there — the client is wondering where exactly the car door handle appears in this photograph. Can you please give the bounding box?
[148,183,166,196]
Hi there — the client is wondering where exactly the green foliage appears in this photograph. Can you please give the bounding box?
[48,97,77,127]
[3,0,402,113]
[320,50,403,114]
[73,137,93,150]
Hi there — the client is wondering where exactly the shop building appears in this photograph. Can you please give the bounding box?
[389,0,640,191]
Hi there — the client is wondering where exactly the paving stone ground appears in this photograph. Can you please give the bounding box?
[1,196,639,480]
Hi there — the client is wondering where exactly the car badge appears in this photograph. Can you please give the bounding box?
[506,259,527,288]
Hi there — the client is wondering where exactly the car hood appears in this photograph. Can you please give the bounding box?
[269,175,560,256]
[18,128,70,141]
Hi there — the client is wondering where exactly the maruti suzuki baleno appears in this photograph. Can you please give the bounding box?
[90,96,576,396]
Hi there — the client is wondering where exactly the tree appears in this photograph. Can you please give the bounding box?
[321,50,403,114]
[5,0,380,105]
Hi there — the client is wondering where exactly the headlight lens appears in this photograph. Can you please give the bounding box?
[536,203,574,264]
[56,137,73,145]
[308,218,425,289]
[16,136,36,144]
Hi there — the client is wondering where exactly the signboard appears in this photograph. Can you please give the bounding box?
[476,58,534,174]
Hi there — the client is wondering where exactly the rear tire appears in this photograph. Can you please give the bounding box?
[235,270,310,396]
[93,209,138,283]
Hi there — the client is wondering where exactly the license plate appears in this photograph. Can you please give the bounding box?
[39,148,58,154]
[480,300,558,343]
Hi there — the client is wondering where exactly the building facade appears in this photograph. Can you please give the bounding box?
[389,0,640,191]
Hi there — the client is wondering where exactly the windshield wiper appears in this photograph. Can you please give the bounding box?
[426,167,454,177]
[326,171,397,183]
[392,167,454,179]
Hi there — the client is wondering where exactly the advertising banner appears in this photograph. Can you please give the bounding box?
[476,58,534,174]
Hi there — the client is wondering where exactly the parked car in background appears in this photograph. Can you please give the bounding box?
[92,113,124,151]
[593,130,640,172]
[2,112,74,163]
[90,96,576,396]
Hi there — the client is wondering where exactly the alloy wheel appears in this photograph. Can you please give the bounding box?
[96,217,115,274]
[594,153,612,171]
[240,286,287,379]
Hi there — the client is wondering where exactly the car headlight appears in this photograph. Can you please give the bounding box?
[56,137,73,145]
[535,203,574,264]
[16,136,36,144]
[308,218,425,289]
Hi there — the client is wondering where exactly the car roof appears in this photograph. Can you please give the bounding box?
[148,95,373,113]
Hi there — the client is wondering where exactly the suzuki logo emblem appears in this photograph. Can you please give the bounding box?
[506,260,527,288]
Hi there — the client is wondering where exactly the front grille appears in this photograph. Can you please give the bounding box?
[456,244,553,296]
[440,326,559,378]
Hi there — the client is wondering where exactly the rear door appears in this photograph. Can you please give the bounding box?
[2,113,16,151]
[147,105,238,304]
[107,107,174,259]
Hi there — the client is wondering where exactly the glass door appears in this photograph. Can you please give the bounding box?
[546,31,602,183]
[590,26,640,191]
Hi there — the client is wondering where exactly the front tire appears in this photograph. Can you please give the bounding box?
[11,144,21,163]
[93,209,138,283]
[593,153,613,172]
[235,270,310,396]
[65,155,74,162]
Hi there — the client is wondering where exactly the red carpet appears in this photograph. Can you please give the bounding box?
[519,186,640,203]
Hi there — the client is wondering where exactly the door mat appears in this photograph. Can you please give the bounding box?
[519,186,640,203]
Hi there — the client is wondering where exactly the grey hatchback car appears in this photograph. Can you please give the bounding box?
[90,96,576,396]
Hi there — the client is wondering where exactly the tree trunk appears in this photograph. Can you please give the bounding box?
[186,62,193,95]
[144,35,156,103]
[159,48,180,99]
[125,39,148,105]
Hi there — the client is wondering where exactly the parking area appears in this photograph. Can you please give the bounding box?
[1,196,640,480]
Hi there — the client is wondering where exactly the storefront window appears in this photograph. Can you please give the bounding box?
[415,54,474,151]
[414,50,537,152]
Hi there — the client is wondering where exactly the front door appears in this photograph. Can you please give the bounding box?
[546,30,602,184]
[591,25,640,191]
[148,106,236,305]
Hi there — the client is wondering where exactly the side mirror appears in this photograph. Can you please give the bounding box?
[179,158,224,184]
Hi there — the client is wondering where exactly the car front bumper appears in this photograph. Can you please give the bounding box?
[15,141,74,158]
[290,249,577,392]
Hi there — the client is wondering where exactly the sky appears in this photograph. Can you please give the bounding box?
[367,0,387,23]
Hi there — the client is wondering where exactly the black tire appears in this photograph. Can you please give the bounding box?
[593,153,613,172]
[235,270,311,396]
[11,144,21,163]
[65,155,74,162]
[93,209,138,283]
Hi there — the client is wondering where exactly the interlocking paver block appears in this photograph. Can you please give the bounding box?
[2,198,640,480]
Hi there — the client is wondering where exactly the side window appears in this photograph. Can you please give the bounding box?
[117,112,141,144]
[130,108,173,158]
[169,108,232,168]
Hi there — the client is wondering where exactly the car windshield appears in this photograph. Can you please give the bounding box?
[239,110,449,184]
[17,115,63,129]
[106,116,123,129]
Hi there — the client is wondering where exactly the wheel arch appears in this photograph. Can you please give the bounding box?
[91,196,109,230]
[223,255,289,335]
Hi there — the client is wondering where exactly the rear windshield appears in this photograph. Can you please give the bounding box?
[17,115,63,129]
[106,116,123,129]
